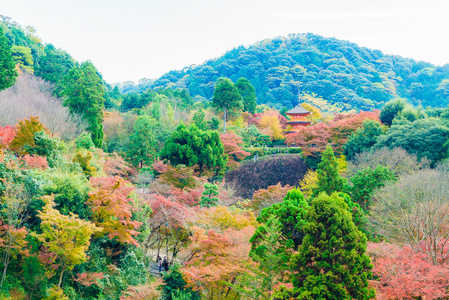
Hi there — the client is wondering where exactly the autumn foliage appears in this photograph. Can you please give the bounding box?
[182,226,255,298]
[9,116,50,155]
[368,242,449,300]
[21,154,48,170]
[0,125,16,149]
[248,183,292,212]
[32,196,100,287]
[251,109,286,141]
[87,176,142,246]
[220,132,250,169]
[285,110,380,157]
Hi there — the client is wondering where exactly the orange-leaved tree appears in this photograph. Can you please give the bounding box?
[0,223,29,287]
[32,195,100,288]
[9,116,50,155]
[193,206,258,232]
[87,176,142,246]
[0,182,31,287]
[144,193,193,260]
[182,226,255,299]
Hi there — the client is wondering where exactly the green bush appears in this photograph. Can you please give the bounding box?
[244,147,264,157]
[288,147,302,154]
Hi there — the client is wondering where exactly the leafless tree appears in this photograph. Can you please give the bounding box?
[0,73,87,140]
[347,147,429,177]
[371,167,449,265]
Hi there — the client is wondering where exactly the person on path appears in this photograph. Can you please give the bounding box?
[162,256,169,272]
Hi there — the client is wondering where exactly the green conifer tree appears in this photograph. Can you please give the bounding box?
[62,61,105,148]
[192,109,207,131]
[235,77,257,114]
[291,192,375,300]
[162,264,200,300]
[312,145,347,197]
[126,115,157,168]
[199,183,219,208]
[0,26,18,91]
[251,188,309,270]
[212,77,243,133]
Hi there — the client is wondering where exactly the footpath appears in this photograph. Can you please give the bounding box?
[148,260,161,277]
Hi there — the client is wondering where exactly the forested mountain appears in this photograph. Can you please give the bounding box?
[4,15,449,300]
[123,33,449,111]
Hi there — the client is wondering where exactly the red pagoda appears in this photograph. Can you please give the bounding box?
[285,104,311,133]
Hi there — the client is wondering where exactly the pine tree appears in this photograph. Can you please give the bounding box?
[0,26,18,91]
[312,145,347,197]
[199,183,219,208]
[160,124,227,176]
[291,192,375,300]
[62,61,105,148]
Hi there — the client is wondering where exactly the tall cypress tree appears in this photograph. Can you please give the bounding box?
[126,115,157,168]
[62,61,105,148]
[0,26,18,91]
[291,192,375,300]
[235,77,257,114]
[212,77,242,133]
[312,145,347,197]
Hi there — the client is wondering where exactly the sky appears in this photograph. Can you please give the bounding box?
[1,0,448,83]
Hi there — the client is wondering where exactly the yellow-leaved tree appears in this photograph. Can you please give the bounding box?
[32,196,100,288]
[258,110,284,141]
[298,169,318,199]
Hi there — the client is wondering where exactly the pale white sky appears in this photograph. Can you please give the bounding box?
[1,0,448,83]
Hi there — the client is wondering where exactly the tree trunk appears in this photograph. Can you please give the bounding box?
[223,108,227,133]
[0,246,11,287]
[58,268,65,288]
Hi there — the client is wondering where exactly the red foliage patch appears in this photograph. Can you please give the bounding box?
[220,132,250,170]
[0,125,16,149]
[368,242,449,300]
[21,154,48,170]
[74,272,105,287]
[285,110,380,156]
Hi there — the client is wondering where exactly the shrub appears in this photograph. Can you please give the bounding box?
[226,155,308,199]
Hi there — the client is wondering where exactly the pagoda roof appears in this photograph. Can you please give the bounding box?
[286,104,310,115]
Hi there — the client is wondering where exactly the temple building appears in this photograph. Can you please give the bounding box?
[285,104,311,133]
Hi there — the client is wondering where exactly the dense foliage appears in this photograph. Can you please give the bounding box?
[123,33,449,111]
[2,15,449,300]
[0,25,17,91]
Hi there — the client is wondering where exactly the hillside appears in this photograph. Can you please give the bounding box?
[122,33,449,111]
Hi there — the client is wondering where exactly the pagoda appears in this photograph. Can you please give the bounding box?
[285,104,311,133]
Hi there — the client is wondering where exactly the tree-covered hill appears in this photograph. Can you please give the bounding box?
[126,33,449,111]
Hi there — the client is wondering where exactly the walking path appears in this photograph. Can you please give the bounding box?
[148,260,162,277]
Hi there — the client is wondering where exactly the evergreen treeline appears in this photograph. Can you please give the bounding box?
[122,33,449,111]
